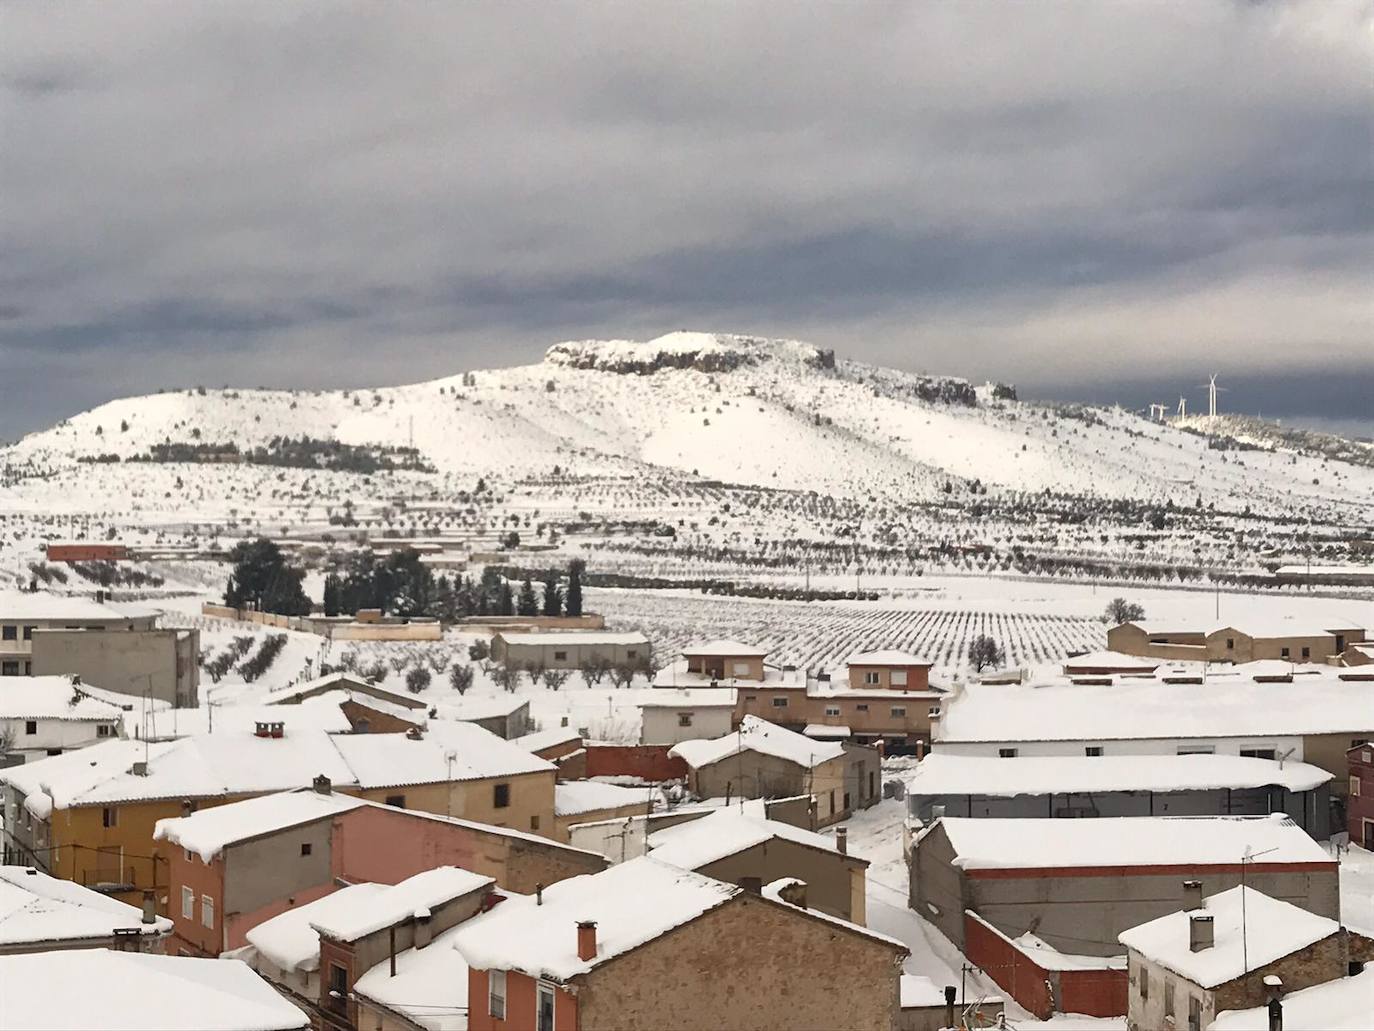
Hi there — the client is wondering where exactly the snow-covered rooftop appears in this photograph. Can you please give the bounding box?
[906,752,1333,797]
[646,809,856,871]
[451,857,739,981]
[937,678,1374,743]
[331,721,554,788]
[637,688,738,709]
[134,694,354,739]
[0,677,125,722]
[249,886,380,971]
[653,658,804,690]
[1207,616,1366,638]
[555,780,658,817]
[0,866,172,947]
[310,867,493,943]
[354,921,472,1031]
[153,789,366,862]
[1119,886,1340,988]
[847,649,932,666]
[934,815,1332,871]
[0,950,308,1030]
[680,638,769,657]
[494,631,649,646]
[1061,650,1161,671]
[670,715,845,770]
[0,589,156,622]
[803,724,852,739]
[1209,964,1374,1031]
[429,695,528,721]
[511,725,582,752]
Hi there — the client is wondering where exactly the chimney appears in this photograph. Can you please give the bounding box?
[930,803,946,822]
[1183,879,1203,911]
[141,891,156,925]
[131,761,149,777]
[313,775,332,795]
[1265,976,1284,1031]
[944,985,957,1030]
[536,883,544,906]
[835,826,848,855]
[576,920,597,961]
[96,589,106,605]
[740,876,762,895]
[1189,913,1215,952]
[413,908,432,949]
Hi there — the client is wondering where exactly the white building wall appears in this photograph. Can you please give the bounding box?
[640,706,734,746]
[1,717,116,760]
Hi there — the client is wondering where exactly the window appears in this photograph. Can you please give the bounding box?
[864,671,880,685]
[744,695,757,702]
[1280,647,1290,659]
[102,807,117,828]
[328,963,348,1012]
[1240,748,1276,760]
[928,706,941,719]
[300,843,312,857]
[1139,965,1149,999]
[732,662,750,676]
[537,982,555,1031]
[489,969,507,1019]
[771,697,788,708]
[855,704,868,712]
[869,771,876,798]
[891,706,906,717]
[1085,746,1103,757]
[828,790,835,815]
[1,626,14,641]
[21,626,33,641]
[1301,646,1310,660]
[626,650,638,659]
[493,783,511,808]
[1164,979,1175,1017]
[678,713,693,727]
[23,662,30,675]
[385,794,405,808]
[530,815,540,830]
[46,748,61,757]
[181,886,194,919]
[891,670,907,686]
[184,849,194,863]
[24,720,37,736]
[97,724,113,738]
[1177,745,1214,755]
[824,706,841,717]
[843,791,851,810]
[1226,638,1235,650]
[553,650,567,661]
[998,748,1017,758]
[1188,994,1202,1031]
[201,895,215,929]
[1,662,18,676]
[1352,776,1362,797]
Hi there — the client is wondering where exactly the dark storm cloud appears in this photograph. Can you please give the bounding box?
[0,0,1370,439]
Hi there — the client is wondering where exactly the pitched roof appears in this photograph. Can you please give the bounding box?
[309,867,493,943]
[669,715,845,769]
[1119,886,1340,988]
[906,752,1333,797]
[0,866,172,947]
[932,815,1333,872]
[153,789,366,862]
[646,809,860,871]
[451,857,739,981]
[495,631,649,647]
[847,649,933,666]
[0,950,308,1030]
[555,780,659,817]
[1209,965,1374,1031]
[0,677,125,722]
[1061,650,1161,671]
[679,639,769,657]
[637,688,738,709]
[330,721,554,789]
[936,678,1374,743]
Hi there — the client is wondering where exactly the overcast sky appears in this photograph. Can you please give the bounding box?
[2,1,1371,441]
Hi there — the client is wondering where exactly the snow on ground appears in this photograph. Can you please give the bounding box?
[1339,843,1374,936]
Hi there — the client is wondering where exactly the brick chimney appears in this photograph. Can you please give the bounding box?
[141,891,157,925]
[1189,913,1214,952]
[1182,879,1203,910]
[835,826,848,855]
[313,775,332,795]
[576,921,597,961]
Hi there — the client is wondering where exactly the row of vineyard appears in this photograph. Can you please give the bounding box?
[593,590,1104,673]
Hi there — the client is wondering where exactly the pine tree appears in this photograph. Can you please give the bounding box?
[496,580,515,616]
[322,574,342,617]
[565,559,585,617]
[516,577,539,616]
[541,570,562,616]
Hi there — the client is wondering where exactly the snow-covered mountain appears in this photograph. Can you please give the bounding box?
[8,330,1374,518]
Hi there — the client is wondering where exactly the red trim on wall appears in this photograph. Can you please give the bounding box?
[966,861,1336,880]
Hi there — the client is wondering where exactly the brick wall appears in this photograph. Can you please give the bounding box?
[965,911,1054,1019]
[583,743,687,781]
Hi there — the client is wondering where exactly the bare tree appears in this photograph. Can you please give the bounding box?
[524,658,547,687]
[449,664,474,695]
[492,664,523,694]
[609,660,638,690]
[543,667,571,692]
[581,653,612,686]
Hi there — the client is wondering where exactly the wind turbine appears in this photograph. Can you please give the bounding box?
[1202,373,1228,418]
[1177,396,1188,419]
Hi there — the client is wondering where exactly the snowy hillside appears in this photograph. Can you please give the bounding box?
[2,331,1372,587]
